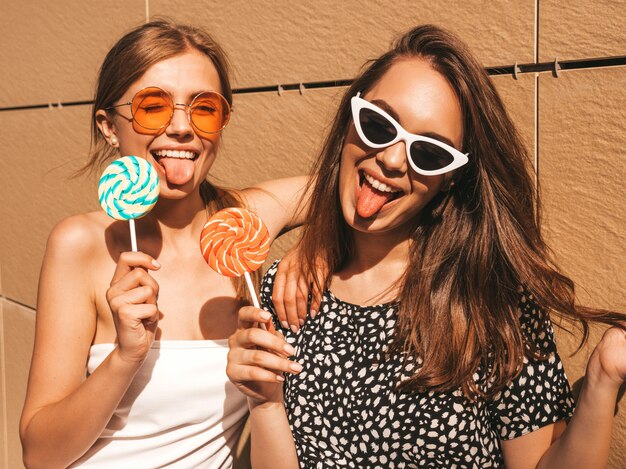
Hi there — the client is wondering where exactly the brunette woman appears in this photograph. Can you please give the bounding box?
[227,24,626,468]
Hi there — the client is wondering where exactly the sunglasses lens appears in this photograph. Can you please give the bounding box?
[409,141,455,172]
[190,92,230,134]
[131,88,173,131]
[359,108,397,145]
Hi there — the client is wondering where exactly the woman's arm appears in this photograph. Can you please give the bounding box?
[227,306,301,469]
[240,176,311,241]
[248,395,299,469]
[19,217,160,468]
[502,327,625,468]
[242,176,323,330]
[241,175,328,332]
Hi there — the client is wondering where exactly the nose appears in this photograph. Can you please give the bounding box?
[166,104,194,138]
[376,140,407,173]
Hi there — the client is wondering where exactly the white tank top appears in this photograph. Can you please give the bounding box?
[70,340,248,468]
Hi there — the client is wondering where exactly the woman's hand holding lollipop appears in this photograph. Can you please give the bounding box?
[199,207,302,403]
[227,305,301,406]
[105,252,161,364]
[99,156,161,363]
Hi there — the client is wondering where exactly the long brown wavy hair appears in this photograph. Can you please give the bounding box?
[297,24,625,399]
[82,19,251,298]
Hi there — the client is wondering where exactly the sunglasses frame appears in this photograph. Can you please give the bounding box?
[350,92,469,176]
[105,86,231,135]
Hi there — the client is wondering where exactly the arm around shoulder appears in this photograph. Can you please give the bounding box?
[241,175,312,240]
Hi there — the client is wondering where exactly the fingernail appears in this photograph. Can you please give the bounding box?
[310,310,317,319]
[152,259,161,268]
[284,343,296,355]
[289,362,303,373]
[298,318,305,326]
[290,324,298,334]
[276,374,285,382]
[260,311,271,321]
[281,321,289,330]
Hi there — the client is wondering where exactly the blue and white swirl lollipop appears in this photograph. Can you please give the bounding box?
[98,156,160,251]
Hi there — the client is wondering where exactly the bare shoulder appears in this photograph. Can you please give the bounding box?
[36,211,113,331]
[45,211,113,262]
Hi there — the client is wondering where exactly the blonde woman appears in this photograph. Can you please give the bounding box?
[20,20,307,468]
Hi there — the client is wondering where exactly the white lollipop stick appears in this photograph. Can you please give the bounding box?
[244,271,269,331]
[244,271,260,308]
[129,219,138,252]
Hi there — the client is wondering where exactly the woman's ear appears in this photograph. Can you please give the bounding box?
[95,110,118,147]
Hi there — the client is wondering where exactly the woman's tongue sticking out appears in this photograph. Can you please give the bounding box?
[159,157,195,186]
[356,177,395,218]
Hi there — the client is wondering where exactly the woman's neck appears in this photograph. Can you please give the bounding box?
[331,228,411,306]
[136,190,208,249]
[351,228,411,269]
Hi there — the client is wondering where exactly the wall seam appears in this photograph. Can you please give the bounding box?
[0,296,36,313]
[535,0,540,200]
[145,0,150,23]
[1,299,8,469]
[1,58,626,112]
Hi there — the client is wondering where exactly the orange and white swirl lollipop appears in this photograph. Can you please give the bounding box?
[200,207,271,327]
[200,207,270,279]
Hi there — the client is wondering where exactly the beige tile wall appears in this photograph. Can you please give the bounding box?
[492,72,536,158]
[0,1,147,107]
[539,0,626,61]
[1,1,624,467]
[150,0,535,88]
[539,67,626,312]
[0,108,98,308]
[2,300,36,468]
[538,66,626,468]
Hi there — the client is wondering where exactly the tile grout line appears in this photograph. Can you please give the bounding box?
[0,262,6,469]
[1,299,8,469]
[0,295,36,312]
[534,0,540,201]
[1,57,626,113]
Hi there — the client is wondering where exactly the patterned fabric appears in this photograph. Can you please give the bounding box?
[260,262,574,468]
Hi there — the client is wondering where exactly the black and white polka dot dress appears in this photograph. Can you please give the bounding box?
[260,262,574,468]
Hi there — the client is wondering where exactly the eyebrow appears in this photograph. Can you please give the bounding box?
[150,88,219,102]
[178,90,218,102]
[190,89,217,97]
[420,132,456,148]
[369,98,458,149]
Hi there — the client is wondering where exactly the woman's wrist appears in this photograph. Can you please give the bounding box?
[585,352,622,395]
[248,394,285,412]
[109,346,146,374]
